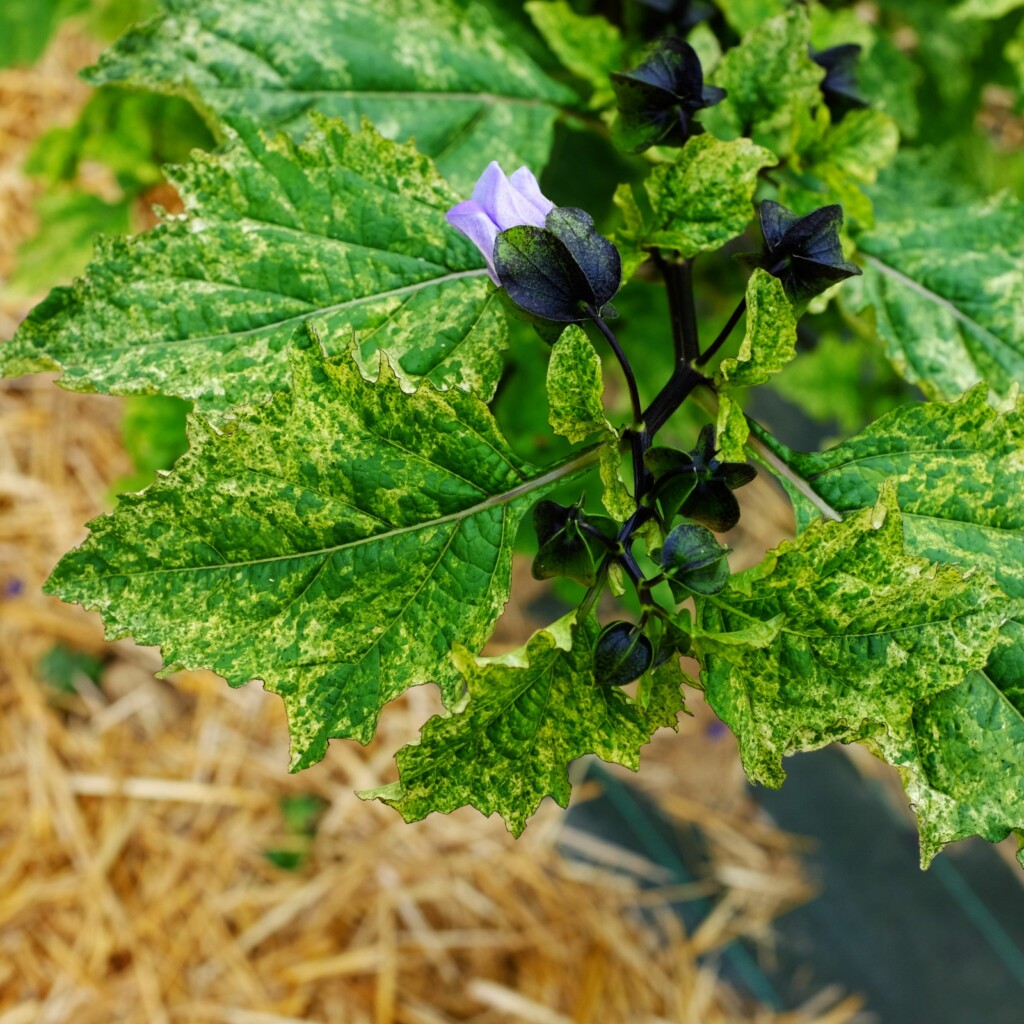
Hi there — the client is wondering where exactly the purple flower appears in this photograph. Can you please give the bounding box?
[446,161,554,284]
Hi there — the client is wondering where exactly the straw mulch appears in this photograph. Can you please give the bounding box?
[0,379,865,1024]
[0,21,866,1024]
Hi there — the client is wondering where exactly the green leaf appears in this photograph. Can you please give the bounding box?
[696,485,1009,788]
[27,87,214,193]
[713,270,797,460]
[6,191,132,299]
[546,325,609,443]
[0,0,70,68]
[46,325,597,769]
[703,10,824,151]
[613,135,776,273]
[3,117,506,413]
[758,388,1024,862]
[83,0,575,192]
[362,613,682,835]
[843,191,1024,402]
[782,107,899,227]
[525,0,624,108]
[951,0,1024,18]
[113,394,190,496]
[715,0,786,35]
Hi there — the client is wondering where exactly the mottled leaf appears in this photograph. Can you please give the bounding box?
[363,614,682,834]
[782,107,899,226]
[2,118,507,413]
[546,325,610,443]
[83,0,575,192]
[843,191,1024,401]
[703,10,824,151]
[613,135,776,273]
[713,270,797,460]
[762,387,1024,863]
[775,386,1024,574]
[888,629,1024,867]
[599,434,634,521]
[695,486,1009,788]
[46,326,596,769]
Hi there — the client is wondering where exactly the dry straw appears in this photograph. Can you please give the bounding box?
[0,23,864,1024]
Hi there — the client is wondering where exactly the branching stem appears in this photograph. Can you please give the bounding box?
[696,296,747,368]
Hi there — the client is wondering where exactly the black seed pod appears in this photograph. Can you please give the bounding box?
[661,522,730,596]
[594,621,654,687]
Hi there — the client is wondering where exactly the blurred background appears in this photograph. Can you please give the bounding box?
[3,2,1024,1022]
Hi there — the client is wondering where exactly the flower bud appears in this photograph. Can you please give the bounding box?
[447,163,621,324]
[446,162,554,285]
[748,200,861,304]
[645,424,756,533]
[611,37,725,153]
[660,522,730,597]
[810,44,868,122]
[531,499,615,587]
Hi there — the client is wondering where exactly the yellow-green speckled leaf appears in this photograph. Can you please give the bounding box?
[546,325,610,443]
[613,134,776,273]
[843,191,1024,402]
[713,270,797,460]
[766,387,1024,864]
[46,326,596,770]
[696,486,1010,789]
[362,613,683,835]
[781,107,899,227]
[3,117,506,414]
[82,0,576,193]
[702,9,823,151]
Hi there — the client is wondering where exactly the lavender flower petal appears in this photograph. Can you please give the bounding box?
[472,161,550,231]
[509,167,555,220]
[446,199,502,283]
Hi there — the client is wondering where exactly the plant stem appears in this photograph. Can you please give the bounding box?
[654,252,700,365]
[587,309,643,427]
[627,426,652,503]
[643,363,707,438]
[619,545,655,606]
[696,296,746,368]
[577,563,608,622]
